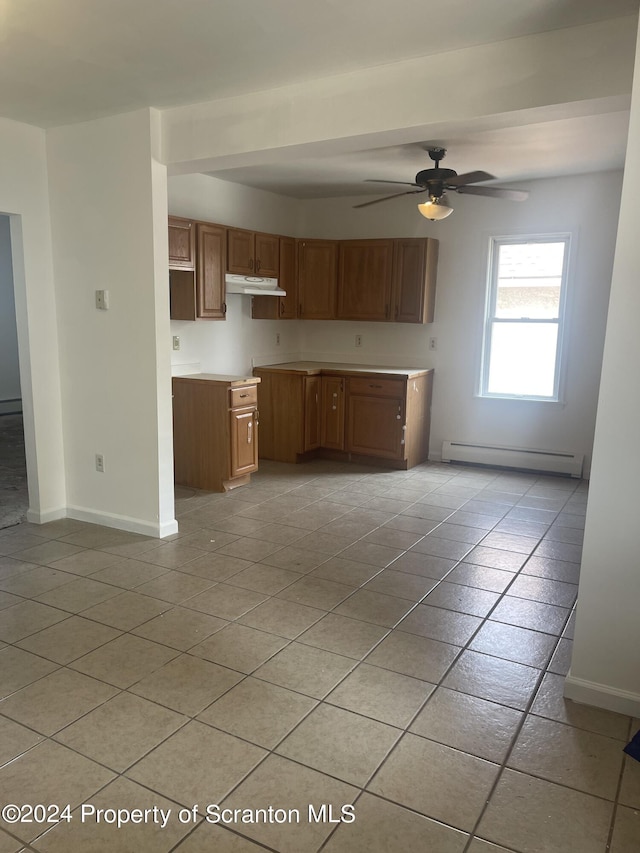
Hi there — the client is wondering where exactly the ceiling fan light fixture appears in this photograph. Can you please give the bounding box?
[417,196,453,221]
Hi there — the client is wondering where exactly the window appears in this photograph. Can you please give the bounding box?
[480,235,570,401]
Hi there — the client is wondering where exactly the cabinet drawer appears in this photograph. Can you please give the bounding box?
[230,385,258,408]
[348,377,404,398]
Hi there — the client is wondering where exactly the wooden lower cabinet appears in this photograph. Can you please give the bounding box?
[172,375,259,491]
[253,364,433,469]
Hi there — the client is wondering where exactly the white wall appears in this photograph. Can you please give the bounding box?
[299,171,622,475]
[0,215,21,412]
[0,117,65,519]
[565,22,640,717]
[47,109,176,536]
[168,173,303,375]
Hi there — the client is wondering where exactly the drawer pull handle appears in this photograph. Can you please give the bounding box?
[239,393,250,398]
[247,421,253,444]
[369,384,382,389]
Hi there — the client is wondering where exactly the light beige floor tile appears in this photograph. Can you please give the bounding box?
[477,768,613,853]
[16,615,120,663]
[446,563,515,593]
[223,563,302,595]
[0,668,118,735]
[11,540,85,565]
[508,715,624,799]
[132,606,227,650]
[220,754,358,853]
[126,721,266,808]
[59,527,147,550]
[382,515,440,535]
[277,576,355,610]
[178,553,252,582]
[361,526,424,550]
[0,531,45,555]
[333,589,414,627]
[88,557,169,588]
[0,556,37,580]
[276,703,399,786]
[238,597,325,638]
[253,642,355,698]
[443,510,497,531]
[532,672,631,739]
[259,546,328,573]
[410,535,472,560]
[534,539,582,562]
[480,531,540,554]
[172,823,269,851]
[0,645,59,697]
[173,528,240,552]
[296,613,388,659]
[136,542,208,568]
[366,630,460,682]
[245,522,306,545]
[368,733,499,831]
[362,569,438,601]
[490,596,569,635]
[98,538,161,558]
[463,546,527,571]
[0,590,28,611]
[292,530,354,554]
[70,633,179,688]
[0,828,23,852]
[422,581,500,617]
[130,654,243,715]
[620,754,640,807]
[387,551,456,579]
[610,805,640,853]
[216,537,285,562]
[0,740,115,842]
[470,621,556,669]
[198,676,316,748]
[54,691,187,771]
[35,577,121,612]
[80,590,172,630]
[48,548,121,575]
[508,574,578,608]
[327,662,434,727]
[338,541,404,568]
[323,792,468,853]
[133,571,216,604]
[547,637,573,675]
[521,554,581,583]
[428,522,486,543]
[410,687,522,762]
[190,623,288,672]
[399,603,482,646]
[309,556,381,586]
[184,584,267,620]
[467,841,514,852]
[0,716,43,764]
[442,650,540,710]
[32,776,191,852]
[0,565,75,597]
[0,599,69,642]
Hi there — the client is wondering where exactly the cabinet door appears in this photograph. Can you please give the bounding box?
[347,395,404,460]
[255,233,280,276]
[337,240,394,321]
[321,376,345,450]
[392,238,439,323]
[230,408,258,476]
[197,223,227,319]
[304,375,322,450]
[227,228,255,274]
[252,236,296,320]
[168,217,195,269]
[298,240,338,319]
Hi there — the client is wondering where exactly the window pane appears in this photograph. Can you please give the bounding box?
[487,322,558,397]
[495,242,565,319]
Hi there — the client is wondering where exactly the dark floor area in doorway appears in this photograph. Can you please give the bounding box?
[0,413,28,529]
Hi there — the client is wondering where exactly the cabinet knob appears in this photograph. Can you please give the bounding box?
[249,258,254,270]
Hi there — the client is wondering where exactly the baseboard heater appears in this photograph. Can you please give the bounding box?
[441,440,584,478]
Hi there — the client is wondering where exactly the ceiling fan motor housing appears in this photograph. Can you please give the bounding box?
[415,168,457,189]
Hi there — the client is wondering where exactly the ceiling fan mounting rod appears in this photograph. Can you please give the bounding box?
[428,147,447,168]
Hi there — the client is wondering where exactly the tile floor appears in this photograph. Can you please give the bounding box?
[0,459,638,852]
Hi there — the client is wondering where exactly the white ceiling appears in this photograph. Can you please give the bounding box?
[1,0,637,197]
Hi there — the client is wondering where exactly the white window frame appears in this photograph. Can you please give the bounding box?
[479,233,571,402]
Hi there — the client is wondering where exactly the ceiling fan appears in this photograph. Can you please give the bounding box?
[353,147,529,220]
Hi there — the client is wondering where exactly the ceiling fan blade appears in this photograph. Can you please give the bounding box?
[446,170,496,187]
[365,179,422,188]
[353,189,426,209]
[455,185,529,201]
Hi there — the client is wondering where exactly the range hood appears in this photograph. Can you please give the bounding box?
[225,274,285,296]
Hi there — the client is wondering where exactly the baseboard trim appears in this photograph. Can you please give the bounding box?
[564,673,640,717]
[0,398,23,415]
[27,505,178,539]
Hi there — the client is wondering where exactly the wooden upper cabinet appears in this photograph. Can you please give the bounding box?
[228,228,279,277]
[197,223,227,320]
[168,216,195,269]
[337,240,394,321]
[298,240,338,320]
[392,238,439,323]
[251,236,297,320]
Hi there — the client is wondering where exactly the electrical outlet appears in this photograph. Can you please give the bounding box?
[95,290,109,310]
[429,337,437,351]
[95,453,105,473]
[276,332,281,346]
[172,336,180,351]
[355,335,362,347]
